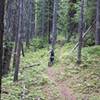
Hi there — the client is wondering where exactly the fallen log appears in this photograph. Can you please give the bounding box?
[23,63,40,69]
[70,20,96,52]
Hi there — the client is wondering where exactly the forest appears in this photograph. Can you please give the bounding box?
[0,0,100,100]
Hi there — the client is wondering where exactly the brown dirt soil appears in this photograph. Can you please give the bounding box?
[43,67,76,100]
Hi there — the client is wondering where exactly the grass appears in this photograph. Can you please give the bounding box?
[1,43,100,100]
[61,45,100,99]
[2,48,49,100]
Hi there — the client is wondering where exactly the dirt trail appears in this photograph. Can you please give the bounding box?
[43,45,76,100]
[43,67,76,100]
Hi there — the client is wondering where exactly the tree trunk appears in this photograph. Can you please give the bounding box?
[2,45,13,74]
[13,0,23,82]
[31,0,35,38]
[0,0,5,93]
[29,0,35,39]
[51,0,58,49]
[77,0,84,64]
[47,0,54,44]
[41,0,45,37]
[3,0,16,75]
[95,0,100,45]
[26,0,35,47]
[3,0,20,74]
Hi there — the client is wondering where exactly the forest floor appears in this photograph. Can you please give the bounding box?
[1,42,100,100]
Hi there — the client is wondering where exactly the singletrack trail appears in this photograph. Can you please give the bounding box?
[43,44,76,100]
[43,67,76,100]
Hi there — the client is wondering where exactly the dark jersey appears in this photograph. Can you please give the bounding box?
[50,50,54,58]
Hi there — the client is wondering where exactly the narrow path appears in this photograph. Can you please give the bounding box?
[44,67,76,100]
[43,44,76,100]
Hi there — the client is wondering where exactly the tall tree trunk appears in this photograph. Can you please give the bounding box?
[95,0,100,45]
[51,0,58,49]
[41,0,45,37]
[13,0,23,82]
[29,0,35,39]
[12,0,20,69]
[2,0,15,75]
[26,0,31,47]
[31,0,35,38]
[26,0,35,47]
[0,0,5,93]
[77,0,84,64]
[47,0,54,44]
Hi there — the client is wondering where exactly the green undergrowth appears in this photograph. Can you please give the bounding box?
[61,45,100,99]
[1,43,100,100]
[2,48,49,100]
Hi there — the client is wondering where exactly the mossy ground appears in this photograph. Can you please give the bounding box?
[1,42,100,100]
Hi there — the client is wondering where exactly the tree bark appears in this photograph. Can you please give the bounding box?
[77,0,84,64]
[13,0,23,82]
[51,0,58,49]
[0,0,5,94]
[3,0,19,74]
[2,45,13,74]
[41,0,45,37]
[47,0,54,44]
[26,0,35,47]
[95,0,100,45]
